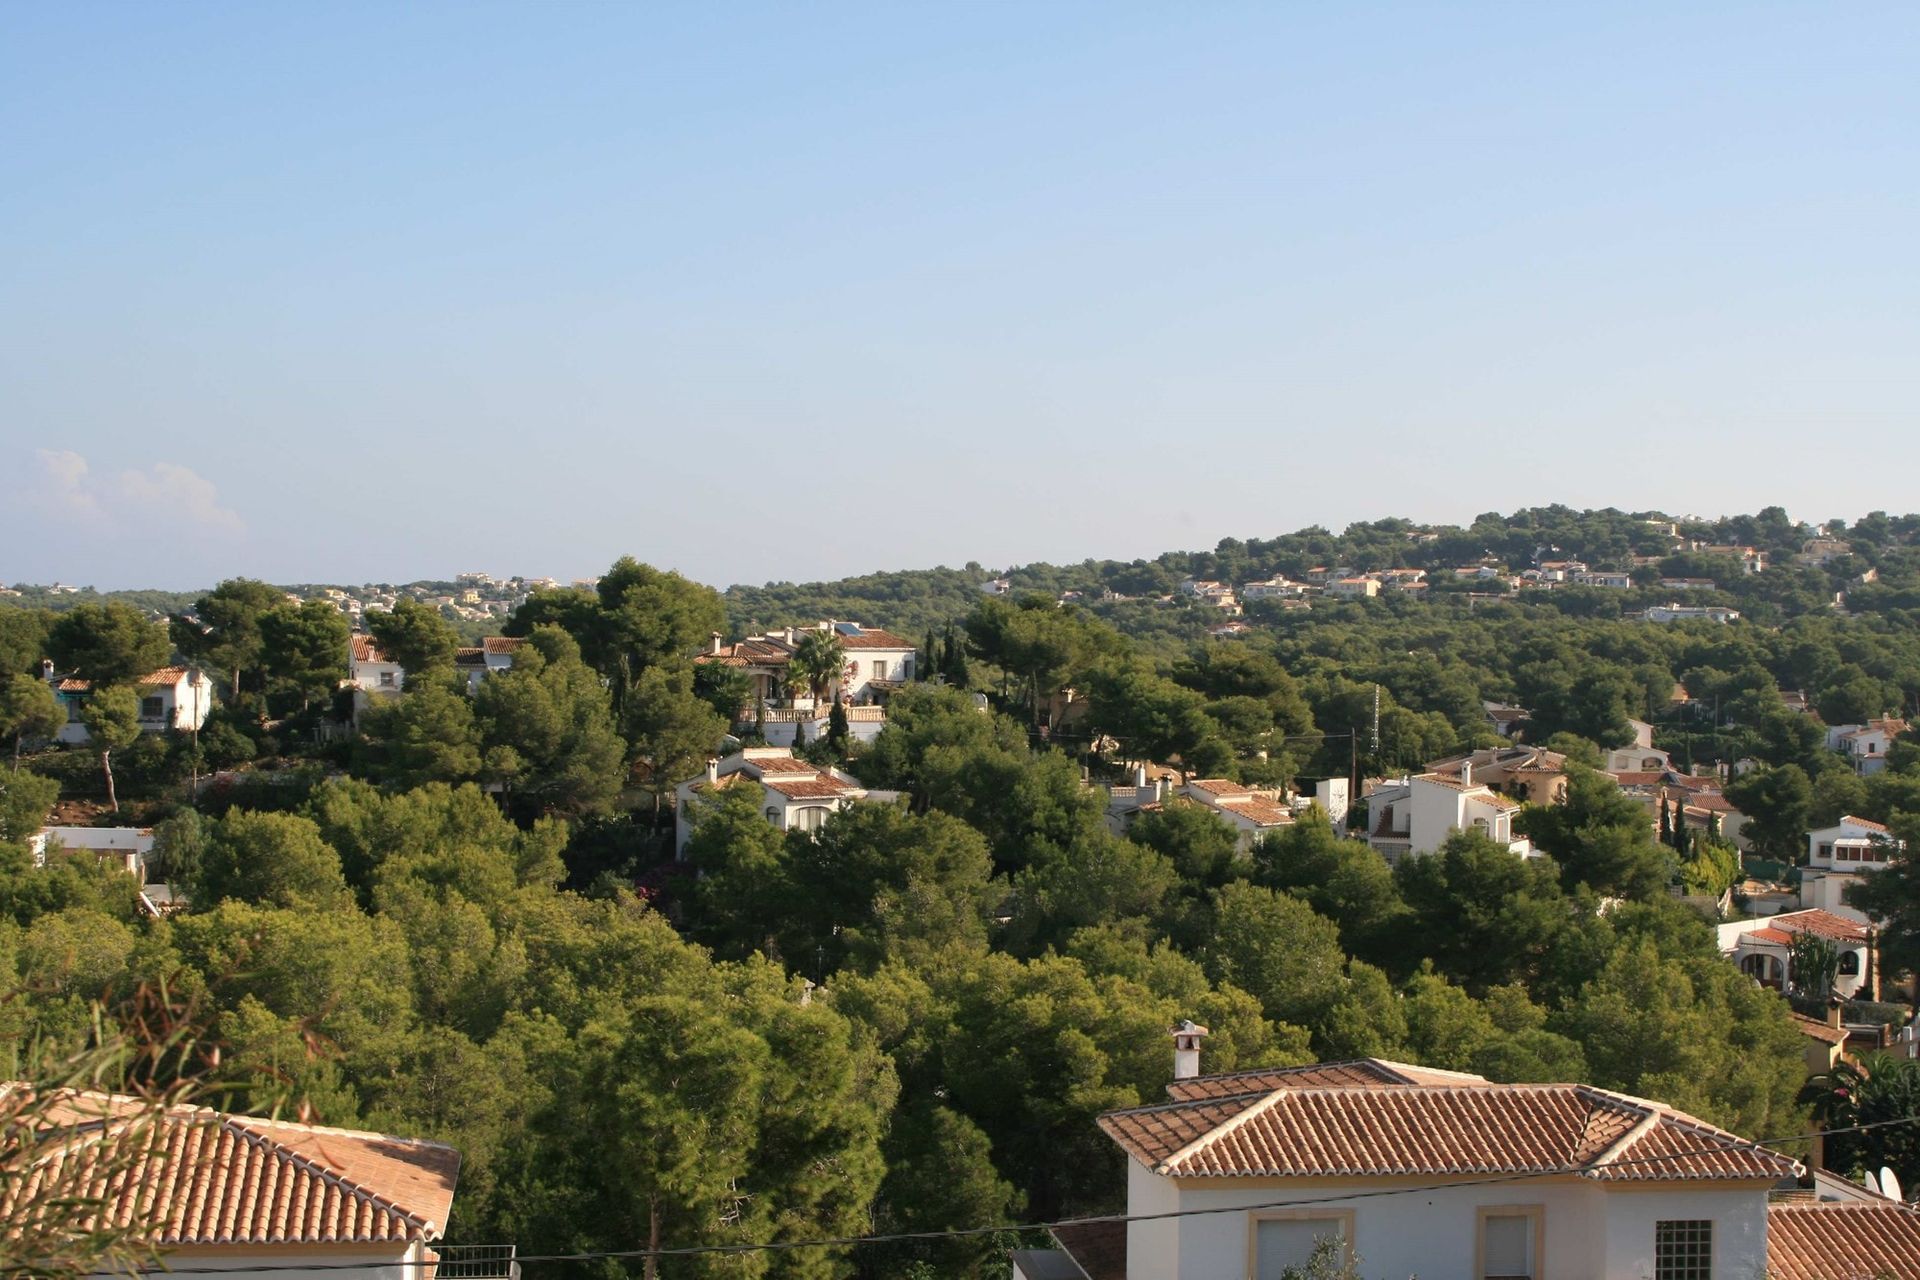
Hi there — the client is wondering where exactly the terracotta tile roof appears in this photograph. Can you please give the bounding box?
[454,647,485,667]
[746,755,821,774]
[1412,772,1479,791]
[1,1090,458,1245]
[1218,800,1294,826]
[762,776,856,800]
[1166,1059,1479,1100]
[837,628,915,649]
[1101,1074,1796,1183]
[1050,1219,1126,1280]
[1790,1013,1849,1046]
[481,636,523,656]
[1768,909,1871,944]
[1609,771,1667,787]
[1768,1202,1920,1280]
[1746,927,1795,945]
[53,667,195,693]
[1186,778,1252,797]
[349,635,386,664]
[1838,815,1892,834]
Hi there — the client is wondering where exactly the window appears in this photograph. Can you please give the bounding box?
[1655,1220,1711,1280]
[1250,1211,1350,1280]
[140,696,165,720]
[796,806,830,832]
[380,671,396,687]
[1477,1207,1540,1280]
[1818,843,1834,861]
[1839,950,1861,976]
[871,660,887,680]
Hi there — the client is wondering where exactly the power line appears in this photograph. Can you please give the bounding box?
[131,1113,1920,1275]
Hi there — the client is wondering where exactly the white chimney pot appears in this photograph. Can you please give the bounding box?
[1171,1019,1210,1080]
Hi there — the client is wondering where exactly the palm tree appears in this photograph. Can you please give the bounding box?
[791,629,847,706]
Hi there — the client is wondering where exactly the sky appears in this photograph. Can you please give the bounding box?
[3,3,1918,592]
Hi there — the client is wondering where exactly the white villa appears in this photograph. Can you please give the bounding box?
[46,664,214,745]
[1800,816,1900,920]
[1717,908,1874,998]
[673,747,900,857]
[1365,767,1533,862]
[347,633,406,694]
[694,621,914,746]
[1825,719,1908,777]
[1011,1028,1920,1280]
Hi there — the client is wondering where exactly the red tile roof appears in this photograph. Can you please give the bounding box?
[1838,815,1892,834]
[1790,1013,1849,1046]
[1187,778,1252,797]
[349,635,386,664]
[1767,909,1871,944]
[1166,1059,1480,1100]
[481,636,524,656]
[1218,800,1294,826]
[1101,1071,1796,1183]
[837,628,915,649]
[1609,772,1666,787]
[762,776,855,800]
[2,1090,459,1245]
[1768,1202,1920,1280]
[745,755,821,774]
[53,667,196,693]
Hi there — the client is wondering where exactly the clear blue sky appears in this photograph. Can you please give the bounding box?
[4,3,1917,590]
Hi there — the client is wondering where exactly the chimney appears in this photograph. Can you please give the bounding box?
[710,631,723,655]
[784,627,797,645]
[1171,1020,1209,1080]
[1156,776,1170,802]
[1134,763,1149,788]
[705,758,718,785]
[1827,995,1843,1031]
[41,658,55,684]
[1460,759,1473,786]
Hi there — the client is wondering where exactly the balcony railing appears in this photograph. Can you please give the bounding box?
[431,1244,519,1279]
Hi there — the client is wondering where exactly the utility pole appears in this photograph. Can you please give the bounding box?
[1371,684,1381,759]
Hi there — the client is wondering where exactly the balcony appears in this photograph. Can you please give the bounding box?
[431,1244,519,1279]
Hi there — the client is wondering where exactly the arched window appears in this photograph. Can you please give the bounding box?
[1839,950,1861,976]
[765,807,781,825]
[796,806,830,832]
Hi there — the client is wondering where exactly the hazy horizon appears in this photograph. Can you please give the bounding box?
[6,5,1917,591]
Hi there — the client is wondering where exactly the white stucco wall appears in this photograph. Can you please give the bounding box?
[100,1243,423,1280]
[1128,1171,1771,1280]
[1127,1159,1182,1280]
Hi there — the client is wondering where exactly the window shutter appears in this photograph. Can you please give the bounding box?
[1482,1214,1532,1279]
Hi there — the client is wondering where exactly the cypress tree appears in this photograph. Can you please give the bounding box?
[1658,796,1672,846]
[921,629,936,681]
[828,698,849,754]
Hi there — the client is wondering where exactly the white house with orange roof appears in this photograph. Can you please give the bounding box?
[347,632,406,694]
[695,621,913,746]
[1178,779,1296,850]
[1015,1030,1826,1280]
[1716,908,1875,998]
[1365,766,1534,863]
[1800,817,1901,919]
[1,1089,510,1280]
[46,663,214,746]
[1825,719,1908,776]
[673,747,900,856]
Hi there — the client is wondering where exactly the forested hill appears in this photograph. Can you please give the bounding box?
[722,504,1920,638]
